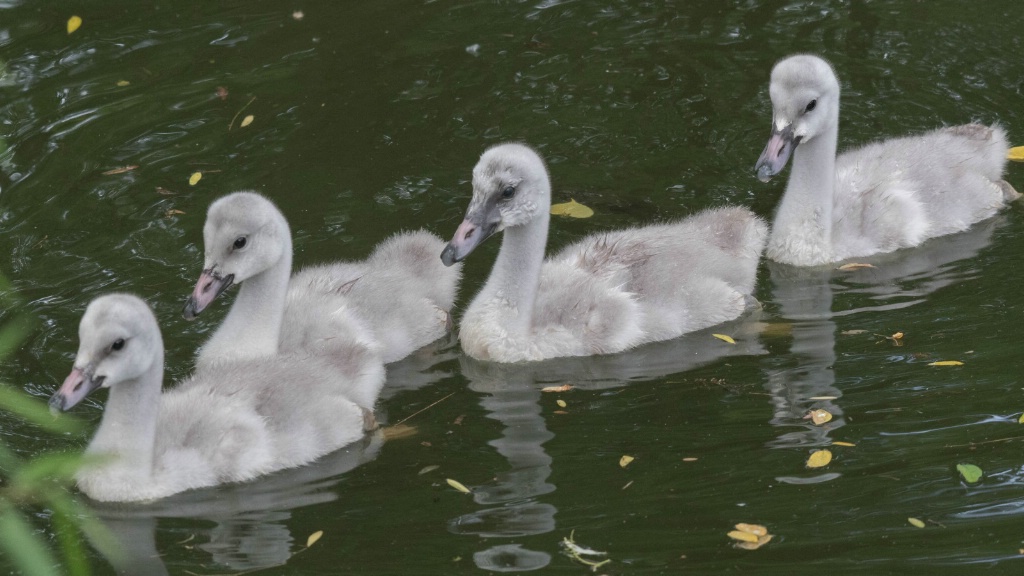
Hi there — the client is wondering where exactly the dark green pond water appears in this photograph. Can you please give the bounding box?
[3,0,1024,573]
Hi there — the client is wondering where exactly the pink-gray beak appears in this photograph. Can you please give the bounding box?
[182,268,234,320]
[754,124,798,183]
[49,366,103,413]
[441,217,498,266]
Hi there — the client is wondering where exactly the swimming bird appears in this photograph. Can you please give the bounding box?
[182,191,461,368]
[50,294,383,502]
[440,142,767,363]
[754,53,1018,266]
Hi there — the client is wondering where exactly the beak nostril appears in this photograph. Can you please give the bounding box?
[73,381,82,393]
[465,227,476,240]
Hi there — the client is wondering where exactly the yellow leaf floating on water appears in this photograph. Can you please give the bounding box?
[116,80,130,87]
[306,530,323,547]
[619,455,634,468]
[550,198,594,218]
[712,333,736,345]
[832,441,856,447]
[729,523,773,550]
[908,518,925,529]
[806,449,833,468]
[734,523,767,537]
[735,534,773,550]
[189,172,202,186]
[807,409,833,425]
[928,360,963,366]
[1018,413,1024,424]
[67,15,82,34]
[809,396,837,401]
[541,384,573,393]
[1008,146,1024,162]
[727,530,759,543]
[446,478,472,494]
[837,262,875,271]
[240,114,254,128]
[556,399,567,408]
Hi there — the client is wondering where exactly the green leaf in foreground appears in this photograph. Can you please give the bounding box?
[0,504,61,576]
[957,463,983,484]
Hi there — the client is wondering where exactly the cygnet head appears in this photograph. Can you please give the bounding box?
[754,54,840,182]
[182,191,290,319]
[50,294,163,412]
[440,143,550,266]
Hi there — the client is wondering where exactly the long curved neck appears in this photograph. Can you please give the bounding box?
[86,347,164,476]
[769,117,838,264]
[203,239,292,362]
[475,212,549,335]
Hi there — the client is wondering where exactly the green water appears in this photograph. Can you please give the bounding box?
[2,0,1024,573]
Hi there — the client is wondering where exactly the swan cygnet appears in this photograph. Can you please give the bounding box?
[49,294,383,503]
[181,191,462,367]
[440,143,768,363]
[755,53,1019,267]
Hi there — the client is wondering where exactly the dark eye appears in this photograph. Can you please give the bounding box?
[233,236,247,250]
[501,186,516,199]
[805,99,817,113]
[111,338,125,351]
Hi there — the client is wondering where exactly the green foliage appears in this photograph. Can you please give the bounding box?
[0,276,102,575]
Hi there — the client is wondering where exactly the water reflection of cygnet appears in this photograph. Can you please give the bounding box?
[89,431,383,575]
[452,313,766,571]
[765,216,1004,457]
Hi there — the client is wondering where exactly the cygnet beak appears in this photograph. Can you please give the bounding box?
[441,216,499,266]
[754,123,798,183]
[49,366,104,414]
[182,268,234,320]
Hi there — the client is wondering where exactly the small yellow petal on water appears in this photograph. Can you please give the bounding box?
[306,530,323,547]
[806,449,833,468]
[891,332,904,340]
[1008,146,1024,161]
[809,396,837,401]
[831,441,856,447]
[1018,413,1024,424]
[116,80,130,87]
[619,455,634,468]
[189,172,202,186]
[541,384,573,393]
[240,114,254,128]
[682,457,698,462]
[67,16,82,34]
[735,523,767,537]
[446,478,472,493]
[727,530,759,543]
[734,534,773,550]
[808,409,833,425]
[928,360,963,366]
[837,262,875,271]
[556,399,567,408]
[908,518,925,528]
[550,198,594,218]
[712,333,735,344]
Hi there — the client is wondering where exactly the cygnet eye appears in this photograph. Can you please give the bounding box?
[501,186,516,199]
[805,99,817,113]
[111,338,126,351]
[233,236,247,250]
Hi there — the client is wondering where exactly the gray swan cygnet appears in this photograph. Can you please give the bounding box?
[755,54,1019,267]
[182,191,462,367]
[439,143,768,363]
[49,294,383,502]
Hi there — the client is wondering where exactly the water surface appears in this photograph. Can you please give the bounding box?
[2,1,1024,573]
